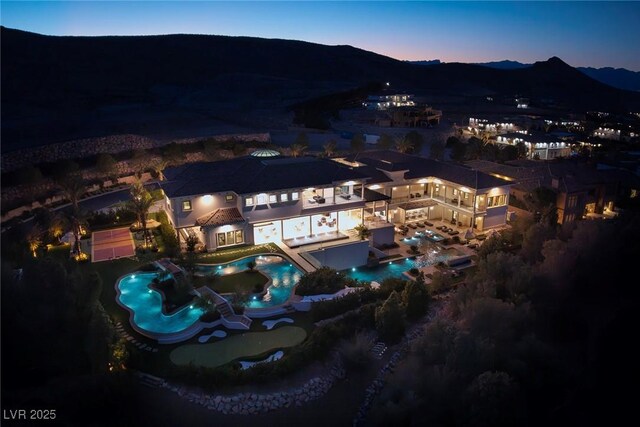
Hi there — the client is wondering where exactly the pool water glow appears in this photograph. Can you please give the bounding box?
[117,272,203,335]
[196,255,304,308]
[345,242,458,283]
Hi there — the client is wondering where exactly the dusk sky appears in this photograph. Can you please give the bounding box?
[2,1,639,71]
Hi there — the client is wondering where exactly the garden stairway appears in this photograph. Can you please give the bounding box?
[198,287,252,330]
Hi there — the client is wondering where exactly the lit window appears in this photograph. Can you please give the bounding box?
[281,193,289,202]
[225,194,235,202]
[182,200,192,211]
[257,194,267,205]
[269,194,277,203]
[292,192,299,201]
[245,197,254,206]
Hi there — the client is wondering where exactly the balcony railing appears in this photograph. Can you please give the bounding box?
[303,194,363,209]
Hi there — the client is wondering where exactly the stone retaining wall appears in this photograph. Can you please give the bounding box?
[162,355,345,415]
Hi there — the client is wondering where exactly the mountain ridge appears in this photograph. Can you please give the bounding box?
[2,26,639,149]
[409,59,640,91]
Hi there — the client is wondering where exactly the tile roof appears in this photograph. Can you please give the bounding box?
[466,159,640,195]
[195,208,245,227]
[348,150,510,189]
[162,156,369,197]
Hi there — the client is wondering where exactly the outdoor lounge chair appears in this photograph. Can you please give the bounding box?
[425,221,434,227]
[417,222,426,227]
[407,223,418,229]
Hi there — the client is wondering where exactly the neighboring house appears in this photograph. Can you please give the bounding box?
[593,127,621,140]
[466,159,640,224]
[494,132,572,160]
[468,117,516,133]
[338,151,512,231]
[160,149,394,252]
[374,106,442,128]
[516,97,529,109]
[363,94,415,110]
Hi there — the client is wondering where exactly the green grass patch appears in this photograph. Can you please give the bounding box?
[170,326,307,368]
[196,270,269,294]
[195,243,284,264]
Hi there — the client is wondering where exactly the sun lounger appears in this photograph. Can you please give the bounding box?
[425,221,434,227]
[407,223,418,229]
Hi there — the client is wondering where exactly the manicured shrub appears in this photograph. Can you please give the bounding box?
[199,310,221,323]
[231,303,245,315]
[339,332,374,371]
[402,275,430,320]
[375,291,405,343]
[295,267,349,296]
[159,223,179,257]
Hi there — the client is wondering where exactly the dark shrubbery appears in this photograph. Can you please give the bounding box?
[402,275,430,320]
[199,310,221,323]
[156,211,179,257]
[295,267,356,296]
[138,263,159,272]
[310,279,408,322]
[231,303,245,315]
[87,207,137,229]
[375,291,405,344]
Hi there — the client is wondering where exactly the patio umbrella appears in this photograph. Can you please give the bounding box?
[464,229,475,240]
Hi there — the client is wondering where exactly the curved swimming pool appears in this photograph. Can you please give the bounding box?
[116,272,204,335]
[345,241,459,283]
[196,254,304,309]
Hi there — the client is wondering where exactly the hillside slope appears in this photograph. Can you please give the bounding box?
[2,27,639,150]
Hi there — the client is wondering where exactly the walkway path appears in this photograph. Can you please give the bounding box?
[275,241,317,273]
[199,287,252,329]
[353,301,445,426]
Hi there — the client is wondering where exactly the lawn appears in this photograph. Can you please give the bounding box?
[195,270,269,294]
[169,326,308,368]
[195,243,284,264]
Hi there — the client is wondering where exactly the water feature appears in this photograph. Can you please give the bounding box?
[116,272,204,335]
[196,254,304,308]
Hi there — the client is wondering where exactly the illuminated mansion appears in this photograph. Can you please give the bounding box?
[159,150,511,252]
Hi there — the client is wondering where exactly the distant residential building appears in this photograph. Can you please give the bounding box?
[544,119,582,129]
[593,127,621,140]
[516,97,529,109]
[466,159,640,224]
[363,94,415,110]
[468,118,515,132]
[493,132,572,160]
[374,106,442,128]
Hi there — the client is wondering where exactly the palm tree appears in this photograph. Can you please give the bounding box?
[49,213,67,245]
[128,181,155,247]
[480,131,493,146]
[322,140,337,157]
[59,175,87,257]
[26,224,43,257]
[150,158,168,180]
[289,143,307,158]
[395,137,414,154]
